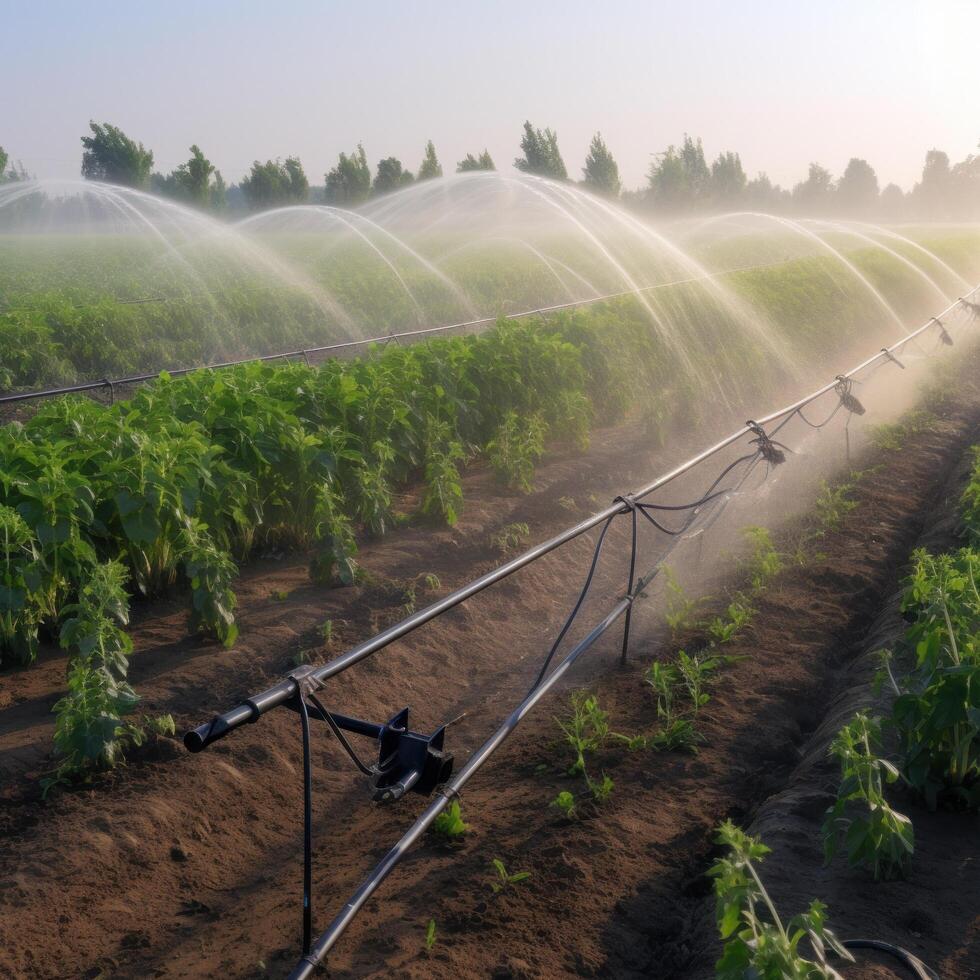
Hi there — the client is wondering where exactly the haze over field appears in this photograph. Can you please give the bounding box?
[2,0,979,193]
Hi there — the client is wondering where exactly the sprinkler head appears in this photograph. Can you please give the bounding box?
[834,375,866,415]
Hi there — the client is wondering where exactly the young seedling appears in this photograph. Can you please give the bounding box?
[706,595,754,644]
[431,799,469,840]
[822,712,914,879]
[556,691,610,776]
[318,618,333,647]
[489,858,531,893]
[814,481,858,534]
[741,526,783,591]
[645,661,699,753]
[663,567,707,638]
[489,522,530,555]
[709,820,853,979]
[551,790,577,818]
[425,918,437,952]
[586,772,614,804]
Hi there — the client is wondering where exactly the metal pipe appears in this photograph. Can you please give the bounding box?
[1,257,912,406]
[184,287,977,753]
[288,578,645,979]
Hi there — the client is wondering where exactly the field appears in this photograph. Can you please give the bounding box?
[1,206,980,979]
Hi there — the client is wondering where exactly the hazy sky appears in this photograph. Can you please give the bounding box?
[3,0,978,191]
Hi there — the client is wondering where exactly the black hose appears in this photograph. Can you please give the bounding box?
[842,938,939,980]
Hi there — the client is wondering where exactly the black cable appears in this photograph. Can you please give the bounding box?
[841,939,938,980]
[527,514,617,694]
[796,400,843,429]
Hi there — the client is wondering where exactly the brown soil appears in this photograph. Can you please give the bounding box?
[2,363,980,979]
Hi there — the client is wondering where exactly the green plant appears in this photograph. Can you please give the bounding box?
[432,799,469,840]
[709,820,853,979]
[814,481,858,533]
[551,790,577,818]
[676,649,727,715]
[645,660,699,752]
[891,548,980,809]
[556,691,610,776]
[821,712,914,879]
[425,918,437,952]
[318,618,334,646]
[489,858,531,893]
[706,595,754,644]
[0,504,42,665]
[489,522,530,555]
[741,526,783,590]
[663,567,707,638]
[487,411,547,492]
[586,772,614,804]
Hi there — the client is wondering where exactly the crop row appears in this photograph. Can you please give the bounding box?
[1,299,715,783]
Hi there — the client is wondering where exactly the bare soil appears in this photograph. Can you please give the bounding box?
[2,364,980,980]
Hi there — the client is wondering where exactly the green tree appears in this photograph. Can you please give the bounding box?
[153,145,220,209]
[792,162,835,213]
[80,122,154,189]
[647,135,709,211]
[912,149,954,219]
[210,169,227,211]
[710,151,746,207]
[457,149,495,172]
[240,157,309,210]
[514,121,567,180]
[324,144,371,205]
[879,182,906,220]
[837,157,879,215]
[745,172,787,212]
[417,140,443,180]
[0,147,23,183]
[582,132,621,197]
[373,157,414,195]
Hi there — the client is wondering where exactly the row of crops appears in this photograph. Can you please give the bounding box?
[1,299,714,787]
[710,434,980,977]
[3,231,977,393]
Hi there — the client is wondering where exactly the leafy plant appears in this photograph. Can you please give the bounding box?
[814,481,858,534]
[487,411,547,492]
[425,919,437,952]
[489,858,531,893]
[891,548,980,809]
[663,567,707,638]
[741,526,783,590]
[556,691,610,776]
[432,799,469,840]
[709,820,853,979]
[551,790,577,818]
[821,712,914,879]
[706,595,754,644]
[645,660,699,752]
[489,522,530,555]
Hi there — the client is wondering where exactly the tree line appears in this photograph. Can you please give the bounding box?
[2,120,979,220]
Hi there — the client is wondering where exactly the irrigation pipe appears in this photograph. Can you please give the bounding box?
[185,287,979,754]
[0,256,849,406]
[179,288,979,975]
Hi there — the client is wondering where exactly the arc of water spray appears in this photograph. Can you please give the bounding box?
[436,236,601,302]
[537,179,800,396]
[802,219,951,305]
[843,220,971,291]
[694,211,906,332]
[240,205,430,325]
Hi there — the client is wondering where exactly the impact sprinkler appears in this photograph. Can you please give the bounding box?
[834,375,866,415]
[931,317,953,346]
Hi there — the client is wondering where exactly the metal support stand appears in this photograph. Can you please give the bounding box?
[620,502,638,665]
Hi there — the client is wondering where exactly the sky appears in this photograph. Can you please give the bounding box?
[2,0,978,192]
